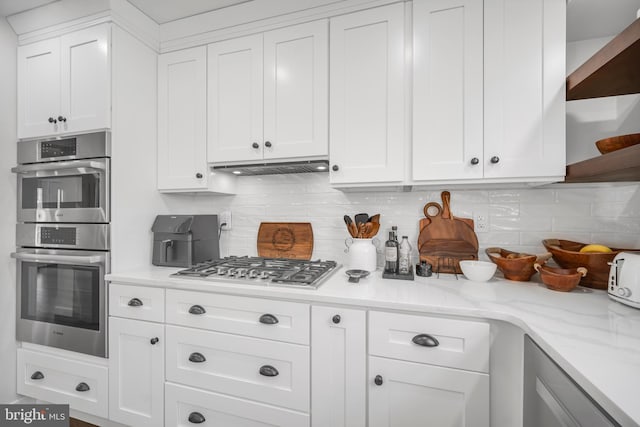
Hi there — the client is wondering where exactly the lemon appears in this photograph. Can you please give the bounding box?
[579,244,613,253]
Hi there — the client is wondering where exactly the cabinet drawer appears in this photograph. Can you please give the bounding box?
[17,349,108,418]
[109,283,165,322]
[166,325,310,412]
[166,383,309,427]
[166,289,310,344]
[369,311,490,373]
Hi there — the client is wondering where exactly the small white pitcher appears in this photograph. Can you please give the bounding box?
[344,238,379,272]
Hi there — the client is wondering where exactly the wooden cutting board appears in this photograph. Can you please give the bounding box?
[257,222,313,260]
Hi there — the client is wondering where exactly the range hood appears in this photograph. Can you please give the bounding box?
[212,160,329,176]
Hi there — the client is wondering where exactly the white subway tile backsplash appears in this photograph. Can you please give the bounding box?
[165,175,640,264]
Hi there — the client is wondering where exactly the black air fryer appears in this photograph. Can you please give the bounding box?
[151,215,219,267]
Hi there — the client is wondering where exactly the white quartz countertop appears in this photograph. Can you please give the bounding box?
[106,266,640,426]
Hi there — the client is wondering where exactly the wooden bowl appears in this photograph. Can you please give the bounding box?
[485,247,552,281]
[595,133,640,154]
[542,239,638,289]
[534,263,587,292]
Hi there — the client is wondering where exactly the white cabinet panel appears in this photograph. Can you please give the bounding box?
[311,306,366,427]
[166,325,310,412]
[263,20,328,160]
[158,46,209,190]
[166,383,310,427]
[413,0,483,180]
[109,283,165,322]
[109,317,165,427]
[484,0,565,179]
[369,356,490,427]
[60,24,111,134]
[329,4,406,184]
[17,348,108,418]
[208,34,264,163]
[17,38,61,138]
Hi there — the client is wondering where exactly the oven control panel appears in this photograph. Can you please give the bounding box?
[40,227,77,245]
[40,138,77,159]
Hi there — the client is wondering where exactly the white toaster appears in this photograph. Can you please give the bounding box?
[608,252,640,309]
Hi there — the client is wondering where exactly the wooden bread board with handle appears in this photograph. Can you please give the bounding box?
[257,222,313,260]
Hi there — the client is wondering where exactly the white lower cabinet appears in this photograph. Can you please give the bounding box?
[17,348,109,418]
[368,356,490,427]
[166,383,309,427]
[108,317,165,426]
[311,306,366,427]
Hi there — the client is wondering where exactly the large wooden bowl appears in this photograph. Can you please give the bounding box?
[485,247,551,281]
[534,263,587,292]
[542,239,638,289]
[595,133,640,154]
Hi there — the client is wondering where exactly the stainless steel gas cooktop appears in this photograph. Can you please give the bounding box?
[172,256,339,289]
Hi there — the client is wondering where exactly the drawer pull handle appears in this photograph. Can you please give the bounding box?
[188,304,206,315]
[374,375,383,386]
[189,352,206,363]
[150,337,159,345]
[75,382,90,392]
[31,371,44,380]
[188,412,206,424]
[259,314,279,325]
[332,314,341,324]
[259,365,279,377]
[127,298,143,307]
[412,334,439,347]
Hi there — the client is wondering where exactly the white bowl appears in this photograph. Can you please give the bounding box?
[459,260,496,282]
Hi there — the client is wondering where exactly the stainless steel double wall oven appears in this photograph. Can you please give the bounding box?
[12,132,111,357]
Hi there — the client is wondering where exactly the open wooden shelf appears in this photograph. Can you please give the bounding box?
[566,17,640,100]
[564,144,640,183]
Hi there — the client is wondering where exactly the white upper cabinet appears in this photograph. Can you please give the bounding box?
[208,34,264,164]
[329,4,406,185]
[483,0,565,179]
[157,46,209,190]
[208,20,328,164]
[412,0,483,181]
[17,24,110,139]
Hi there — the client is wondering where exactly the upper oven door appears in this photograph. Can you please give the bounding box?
[13,158,110,223]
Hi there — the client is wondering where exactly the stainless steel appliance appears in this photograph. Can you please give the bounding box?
[12,223,110,357]
[152,215,220,267]
[12,132,111,223]
[173,256,338,289]
[608,252,640,309]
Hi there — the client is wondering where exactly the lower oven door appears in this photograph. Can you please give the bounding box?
[12,249,109,357]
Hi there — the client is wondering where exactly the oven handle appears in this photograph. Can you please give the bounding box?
[11,160,106,174]
[11,252,105,264]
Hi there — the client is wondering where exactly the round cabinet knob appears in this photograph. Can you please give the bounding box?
[57,116,67,123]
[252,142,260,149]
[617,287,632,297]
[374,375,383,386]
[188,412,206,424]
[332,165,339,172]
[48,117,57,124]
[195,172,203,179]
[470,157,479,165]
[150,337,159,345]
[490,156,500,164]
[264,141,272,148]
[332,315,341,324]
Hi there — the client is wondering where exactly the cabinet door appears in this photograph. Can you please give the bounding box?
[311,306,366,427]
[60,23,111,134]
[208,34,263,163]
[369,356,489,427]
[413,0,483,181]
[158,46,209,190]
[484,0,565,179]
[329,4,406,184]
[17,38,61,139]
[109,317,164,427]
[263,20,328,160]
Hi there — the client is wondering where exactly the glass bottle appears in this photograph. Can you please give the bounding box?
[384,231,399,274]
[398,236,412,274]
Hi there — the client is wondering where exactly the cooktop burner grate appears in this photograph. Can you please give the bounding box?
[172,256,339,289]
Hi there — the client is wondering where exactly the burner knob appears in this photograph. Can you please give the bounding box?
[236,268,248,278]
[260,271,271,280]
[217,267,228,275]
[248,270,258,279]
[617,287,632,298]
